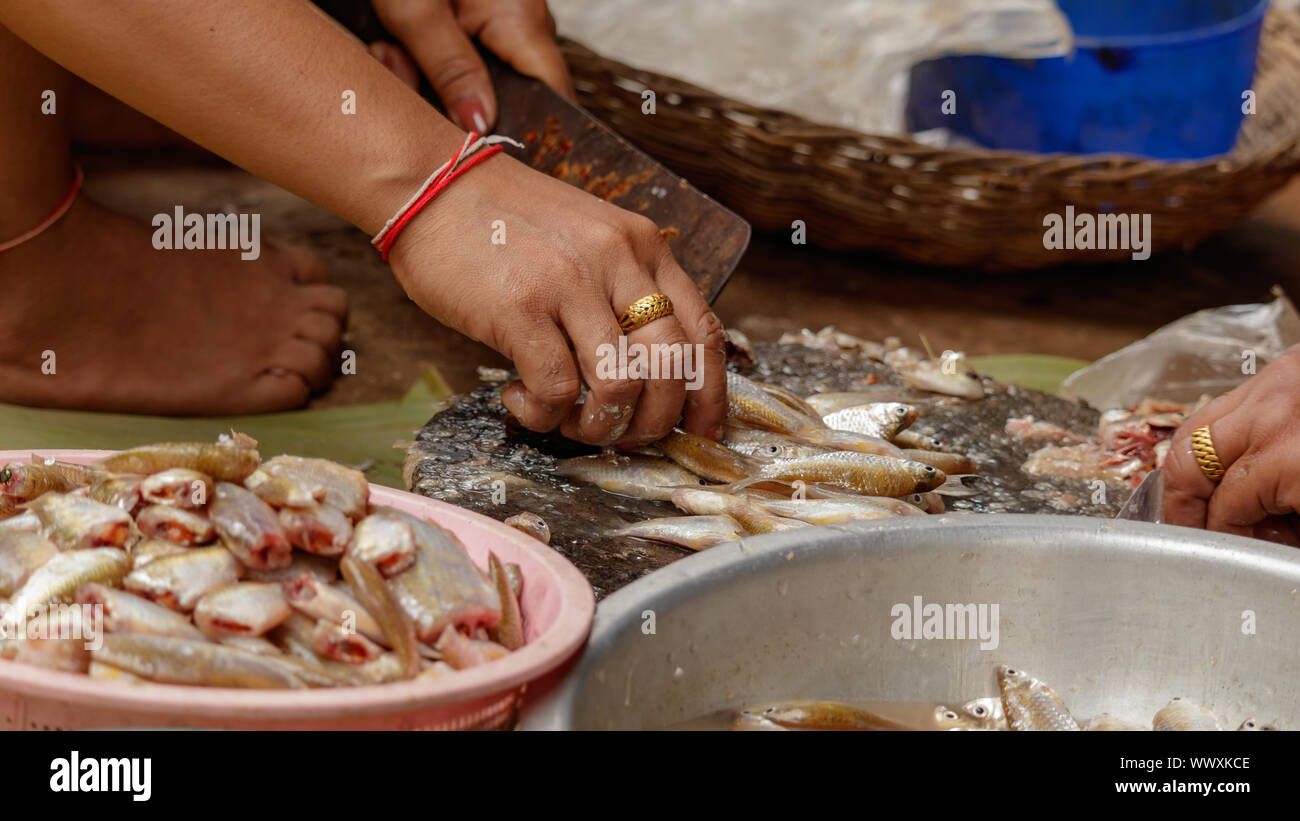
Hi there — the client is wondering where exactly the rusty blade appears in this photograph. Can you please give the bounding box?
[487,57,750,303]
[1115,469,1164,523]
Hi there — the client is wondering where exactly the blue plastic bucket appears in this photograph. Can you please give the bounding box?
[905,0,1270,159]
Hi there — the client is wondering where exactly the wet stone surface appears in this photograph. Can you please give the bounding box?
[407,343,1118,599]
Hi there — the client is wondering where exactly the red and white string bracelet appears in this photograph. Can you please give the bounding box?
[0,163,84,254]
[371,132,522,261]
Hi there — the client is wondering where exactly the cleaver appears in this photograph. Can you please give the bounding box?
[484,56,750,304]
[1114,469,1164,523]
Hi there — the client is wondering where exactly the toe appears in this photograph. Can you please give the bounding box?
[267,337,335,394]
[240,370,312,413]
[299,284,349,324]
[294,310,344,356]
[266,238,332,284]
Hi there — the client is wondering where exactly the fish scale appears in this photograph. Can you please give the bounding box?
[997,666,1080,731]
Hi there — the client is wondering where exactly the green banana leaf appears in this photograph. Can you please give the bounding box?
[967,354,1090,396]
[0,369,453,490]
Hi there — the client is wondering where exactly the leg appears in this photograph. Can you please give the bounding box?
[0,24,349,415]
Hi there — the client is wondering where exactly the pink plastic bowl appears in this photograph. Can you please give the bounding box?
[0,449,594,730]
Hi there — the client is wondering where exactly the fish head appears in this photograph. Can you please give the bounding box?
[932,704,988,730]
[743,702,824,729]
[959,696,1006,729]
[913,463,946,492]
[996,664,1034,693]
[1238,718,1277,731]
[875,403,918,429]
[0,464,29,498]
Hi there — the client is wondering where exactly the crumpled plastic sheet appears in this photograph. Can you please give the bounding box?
[549,0,1072,135]
[1060,288,1300,410]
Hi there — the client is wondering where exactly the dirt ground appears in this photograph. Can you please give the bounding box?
[82,149,1300,407]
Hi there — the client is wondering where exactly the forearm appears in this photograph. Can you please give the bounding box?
[0,0,463,234]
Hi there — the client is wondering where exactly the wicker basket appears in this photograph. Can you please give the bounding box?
[560,8,1300,269]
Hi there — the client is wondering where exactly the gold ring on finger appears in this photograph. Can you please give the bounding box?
[1191,424,1226,483]
[618,293,674,333]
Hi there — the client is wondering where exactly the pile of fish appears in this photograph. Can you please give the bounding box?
[409,335,1121,596]
[0,434,522,689]
[1009,397,1196,488]
[557,365,981,552]
[697,665,1281,731]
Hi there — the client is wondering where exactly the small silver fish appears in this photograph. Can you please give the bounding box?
[554,453,708,501]
[822,403,918,441]
[722,426,832,461]
[139,468,214,509]
[615,515,744,551]
[742,700,990,731]
[959,697,1008,730]
[0,461,86,501]
[804,391,917,416]
[260,455,369,520]
[386,513,500,641]
[92,633,304,689]
[27,493,133,550]
[1153,698,1222,731]
[209,482,292,570]
[281,574,387,645]
[123,546,244,612]
[3,549,130,633]
[758,451,944,497]
[895,354,984,400]
[77,583,206,640]
[135,505,216,546]
[670,488,806,535]
[244,467,325,508]
[0,530,58,598]
[129,538,190,570]
[348,509,416,575]
[503,512,550,545]
[655,428,758,483]
[748,497,902,525]
[193,582,292,639]
[997,665,1080,731]
[1237,718,1278,731]
[893,429,945,451]
[1084,713,1150,731]
[278,503,352,556]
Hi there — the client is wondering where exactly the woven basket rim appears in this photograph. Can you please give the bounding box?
[561,6,1300,175]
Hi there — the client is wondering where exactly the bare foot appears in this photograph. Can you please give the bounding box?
[0,197,348,415]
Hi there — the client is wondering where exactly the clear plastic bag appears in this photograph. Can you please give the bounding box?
[1060,288,1300,409]
[549,0,1072,135]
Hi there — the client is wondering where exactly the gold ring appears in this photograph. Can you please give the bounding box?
[618,293,674,332]
[1191,424,1226,482]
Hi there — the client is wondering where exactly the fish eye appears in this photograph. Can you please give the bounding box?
[0,468,9,483]
[1006,668,1018,676]
[943,710,959,721]
[970,704,987,716]
[1243,720,1256,729]
[895,407,906,415]
[924,466,935,472]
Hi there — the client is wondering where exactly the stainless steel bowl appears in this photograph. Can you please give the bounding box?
[522,515,1300,730]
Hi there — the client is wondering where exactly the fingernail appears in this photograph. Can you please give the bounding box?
[710,426,725,442]
[367,42,389,61]
[453,96,490,134]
